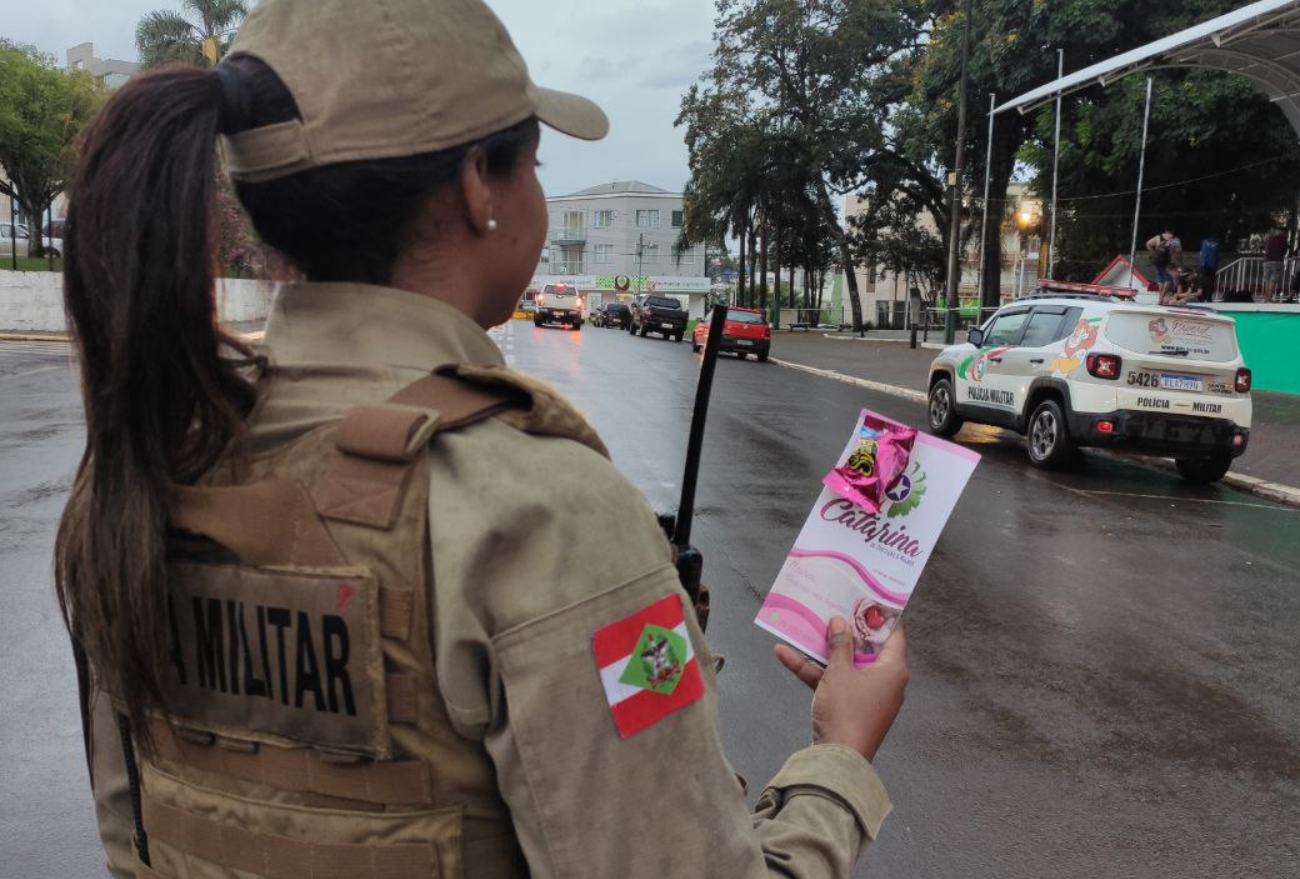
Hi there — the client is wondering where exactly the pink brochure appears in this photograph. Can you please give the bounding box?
[755,409,980,668]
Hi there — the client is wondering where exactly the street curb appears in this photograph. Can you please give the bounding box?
[769,355,1300,511]
[0,332,70,342]
[768,357,928,403]
[817,333,946,350]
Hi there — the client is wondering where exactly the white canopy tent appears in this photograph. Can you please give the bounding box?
[996,0,1300,132]
[980,0,1300,298]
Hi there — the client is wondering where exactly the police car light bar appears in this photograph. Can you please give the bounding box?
[1036,279,1137,300]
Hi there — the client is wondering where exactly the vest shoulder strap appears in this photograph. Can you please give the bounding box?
[172,369,529,556]
[313,368,529,529]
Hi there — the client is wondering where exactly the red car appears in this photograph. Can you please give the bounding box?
[691,306,771,361]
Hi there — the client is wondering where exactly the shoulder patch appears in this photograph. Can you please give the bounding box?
[592,594,704,738]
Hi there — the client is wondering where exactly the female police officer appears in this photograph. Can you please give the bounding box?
[56,1,908,876]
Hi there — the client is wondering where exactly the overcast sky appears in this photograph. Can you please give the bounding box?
[4,0,717,197]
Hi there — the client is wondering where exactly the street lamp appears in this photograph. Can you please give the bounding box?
[1014,209,1040,298]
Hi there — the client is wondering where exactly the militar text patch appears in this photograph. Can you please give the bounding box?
[592,594,704,738]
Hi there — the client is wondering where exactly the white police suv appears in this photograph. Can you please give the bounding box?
[927,286,1252,483]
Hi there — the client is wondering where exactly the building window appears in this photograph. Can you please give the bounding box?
[679,248,696,264]
[593,210,614,228]
[636,209,660,228]
[671,210,684,228]
[641,244,660,264]
[594,244,614,264]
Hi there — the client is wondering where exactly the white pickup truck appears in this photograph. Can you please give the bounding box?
[533,283,584,331]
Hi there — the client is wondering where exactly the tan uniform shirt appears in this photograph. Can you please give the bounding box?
[89,282,891,878]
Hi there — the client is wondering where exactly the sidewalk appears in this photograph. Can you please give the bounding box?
[768,330,1300,504]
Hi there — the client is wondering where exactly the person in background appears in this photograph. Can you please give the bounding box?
[1147,228,1183,305]
[1198,236,1220,301]
[1262,227,1287,302]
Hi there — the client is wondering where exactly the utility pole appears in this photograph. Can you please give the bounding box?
[944,0,974,345]
[636,233,645,294]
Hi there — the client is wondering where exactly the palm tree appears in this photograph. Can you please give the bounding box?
[136,0,249,69]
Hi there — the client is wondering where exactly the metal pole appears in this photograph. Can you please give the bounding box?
[944,0,973,345]
[979,92,997,309]
[636,233,644,294]
[1128,78,1154,290]
[8,187,16,271]
[1049,49,1064,279]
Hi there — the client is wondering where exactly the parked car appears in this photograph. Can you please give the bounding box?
[1,223,63,258]
[692,306,771,361]
[592,302,631,329]
[534,283,583,330]
[629,293,687,341]
[927,291,1252,482]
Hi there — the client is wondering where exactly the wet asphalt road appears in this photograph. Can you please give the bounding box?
[2,325,1299,878]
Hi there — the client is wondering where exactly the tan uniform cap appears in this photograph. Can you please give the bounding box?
[222,0,609,182]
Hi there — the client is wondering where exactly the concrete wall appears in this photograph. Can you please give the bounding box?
[0,271,274,333]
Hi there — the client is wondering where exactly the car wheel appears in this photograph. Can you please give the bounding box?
[533,317,542,327]
[639,322,648,337]
[757,351,769,363]
[1175,452,1233,484]
[927,378,963,437]
[1026,399,1079,470]
[737,352,748,360]
[573,320,581,332]
[674,332,683,342]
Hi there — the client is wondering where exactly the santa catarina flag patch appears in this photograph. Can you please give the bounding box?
[592,594,705,738]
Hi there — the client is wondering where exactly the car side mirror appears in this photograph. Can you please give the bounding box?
[967,328,984,347]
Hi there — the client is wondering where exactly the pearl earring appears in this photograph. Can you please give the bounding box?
[487,219,498,232]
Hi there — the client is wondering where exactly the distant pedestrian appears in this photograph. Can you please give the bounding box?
[1199,237,1220,301]
[1262,227,1286,301]
[1147,227,1183,305]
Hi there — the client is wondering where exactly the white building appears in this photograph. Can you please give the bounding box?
[842,183,1044,328]
[531,181,712,318]
[66,43,139,90]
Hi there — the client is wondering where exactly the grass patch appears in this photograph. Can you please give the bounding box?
[1,257,63,272]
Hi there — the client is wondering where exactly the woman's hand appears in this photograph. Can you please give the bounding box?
[775,617,908,762]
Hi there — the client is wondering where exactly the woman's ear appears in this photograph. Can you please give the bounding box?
[460,148,495,236]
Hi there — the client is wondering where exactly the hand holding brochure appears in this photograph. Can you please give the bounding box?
[755,409,980,668]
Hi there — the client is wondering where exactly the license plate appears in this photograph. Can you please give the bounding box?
[735,340,753,346]
[661,322,675,329]
[1161,374,1203,392]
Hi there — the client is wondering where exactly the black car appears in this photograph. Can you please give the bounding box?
[592,301,631,329]
[629,294,688,341]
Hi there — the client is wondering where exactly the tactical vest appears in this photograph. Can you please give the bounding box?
[124,365,609,879]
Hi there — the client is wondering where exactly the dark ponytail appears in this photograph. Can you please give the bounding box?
[55,57,539,742]
[56,65,257,740]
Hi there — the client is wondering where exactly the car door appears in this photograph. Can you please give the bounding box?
[998,306,1071,405]
[959,308,1029,418]
[0,224,29,259]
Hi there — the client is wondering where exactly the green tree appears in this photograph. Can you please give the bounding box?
[136,0,249,69]
[680,0,925,331]
[0,42,103,257]
[913,0,1300,298]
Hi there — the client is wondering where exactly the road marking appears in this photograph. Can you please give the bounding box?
[0,364,67,382]
[1059,486,1298,512]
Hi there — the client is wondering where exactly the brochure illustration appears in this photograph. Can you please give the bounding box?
[755,409,980,668]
